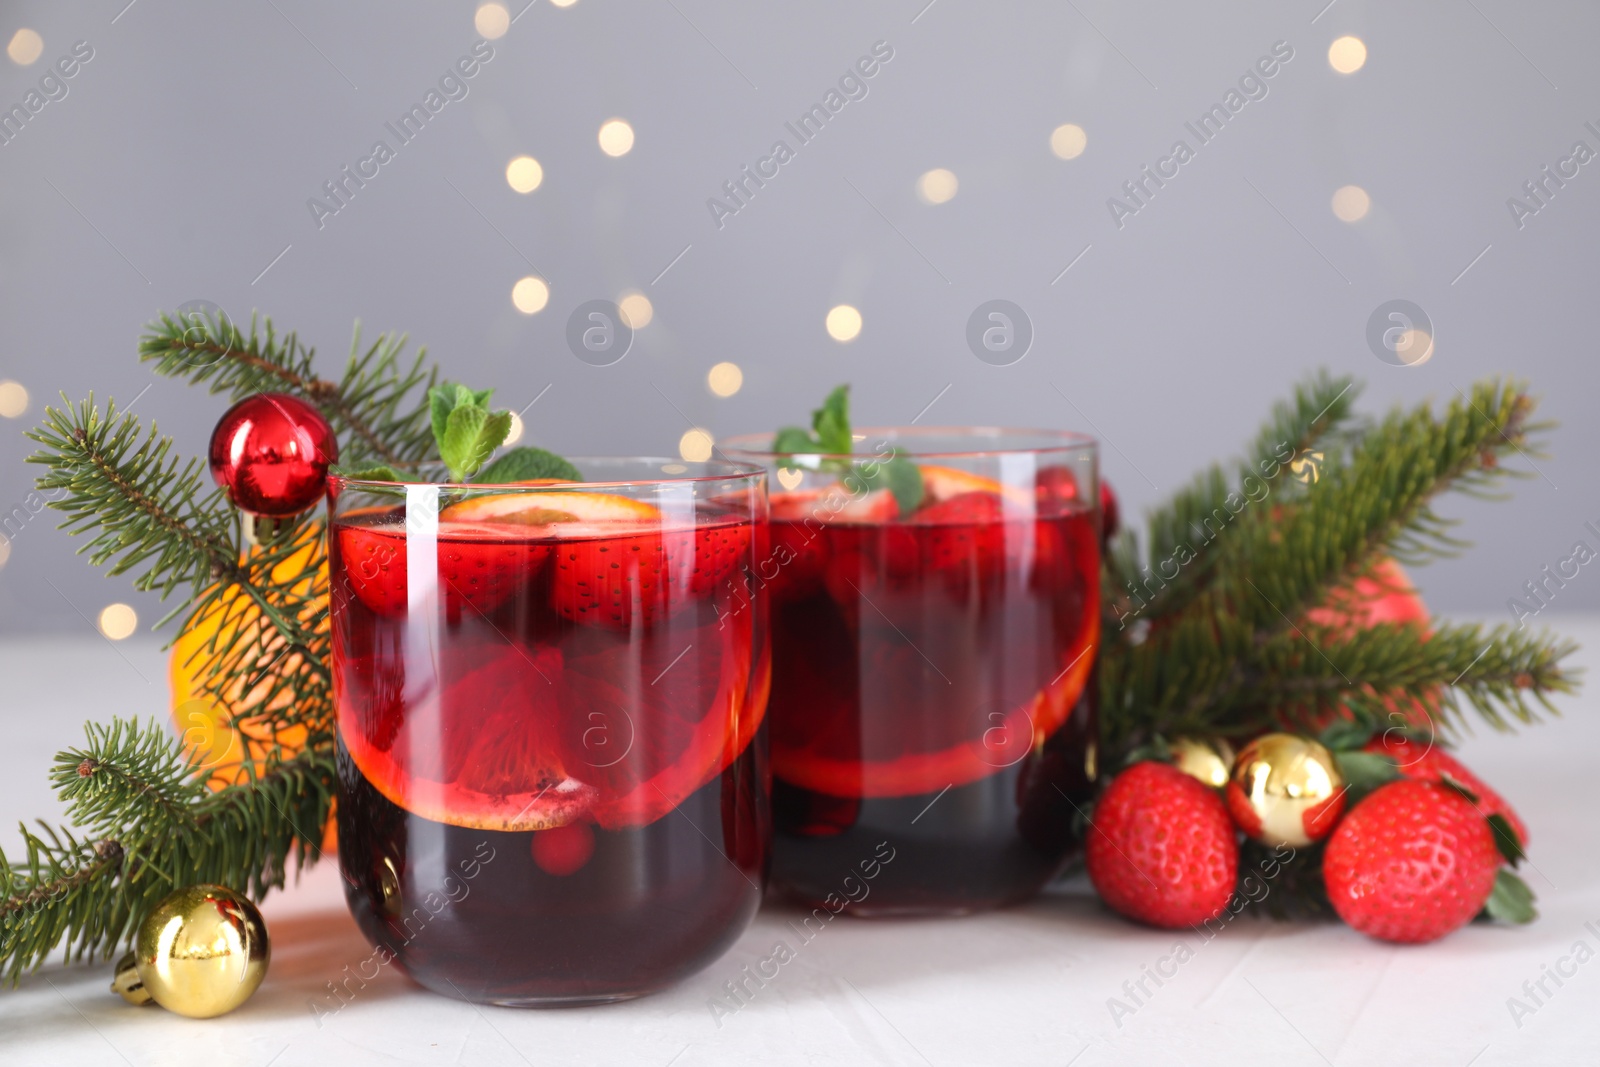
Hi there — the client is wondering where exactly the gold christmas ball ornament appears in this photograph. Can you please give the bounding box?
[1169,737,1235,789]
[1225,734,1346,848]
[133,885,269,1018]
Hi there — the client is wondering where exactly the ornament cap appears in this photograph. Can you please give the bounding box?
[111,951,153,1006]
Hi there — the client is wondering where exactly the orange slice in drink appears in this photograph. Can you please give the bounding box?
[339,621,763,831]
[771,615,1098,798]
[917,464,1032,510]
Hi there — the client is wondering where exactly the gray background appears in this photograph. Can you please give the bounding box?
[1,0,1596,637]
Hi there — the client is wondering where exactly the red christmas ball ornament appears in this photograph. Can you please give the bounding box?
[208,393,338,518]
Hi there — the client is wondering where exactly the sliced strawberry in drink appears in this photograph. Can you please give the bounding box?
[688,522,752,595]
[336,518,553,620]
[552,528,673,627]
[337,520,408,615]
[767,489,835,601]
[443,491,696,630]
[440,537,554,617]
[550,520,750,629]
[914,491,1009,577]
[770,489,825,521]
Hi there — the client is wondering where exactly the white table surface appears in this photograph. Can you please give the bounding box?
[2,620,1598,1066]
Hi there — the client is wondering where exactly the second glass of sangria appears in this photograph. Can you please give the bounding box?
[723,427,1100,915]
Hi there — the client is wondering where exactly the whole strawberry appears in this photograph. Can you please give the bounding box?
[1363,734,1529,845]
[1323,779,1501,944]
[1086,761,1238,928]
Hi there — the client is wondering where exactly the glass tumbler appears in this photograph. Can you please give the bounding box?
[327,460,769,1004]
[722,429,1098,915]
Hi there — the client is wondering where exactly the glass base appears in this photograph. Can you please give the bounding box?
[489,993,648,1008]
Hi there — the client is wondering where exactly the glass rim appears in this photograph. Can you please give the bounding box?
[327,456,768,492]
[719,426,1097,460]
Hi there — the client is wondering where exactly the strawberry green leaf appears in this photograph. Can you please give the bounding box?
[477,447,583,484]
[1487,813,1526,867]
[1318,717,1377,752]
[1483,868,1537,925]
[1332,751,1400,794]
[1438,772,1481,805]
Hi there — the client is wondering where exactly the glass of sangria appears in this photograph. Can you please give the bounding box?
[721,429,1099,915]
[327,460,769,1005]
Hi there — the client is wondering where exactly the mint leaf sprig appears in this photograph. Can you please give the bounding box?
[331,382,580,486]
[431,383,512,482]
[773,384,924,513]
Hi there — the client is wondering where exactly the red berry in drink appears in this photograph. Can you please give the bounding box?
[531,823,597,876]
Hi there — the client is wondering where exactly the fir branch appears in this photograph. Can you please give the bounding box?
[0,826,126,984]
[1107,371,1359,626]
[27,396,235,599]
[1101,378,1572,753]
[138,311,438,472]
[1246,622,1577,730]
[0,722,334,984]
[28,397,330,688]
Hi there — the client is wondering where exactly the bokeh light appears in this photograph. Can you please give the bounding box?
[679,429,714,463]
[598,119,635,157]
[1331,185,1370,222]
[1329,36,1367,74]
[6,29,43,66]
[512,276,550,314]
[825,305,862,342]
[0,380,28,418]
[707,362,743,397]
[98,603,138,641]
[1050,124,1087,160]
[1395,329,1433,366]
[475,3,511,39]
[618,293,653,328]
[506,156,544,193]
[917,168,959,205]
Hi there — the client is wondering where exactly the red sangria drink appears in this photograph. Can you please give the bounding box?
[327,461,770,1005]
[722,429,1098,915]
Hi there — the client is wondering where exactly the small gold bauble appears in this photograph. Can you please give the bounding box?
[134,884,269,1019]
[1226,734,1346,848]
[111,951,153,1006]
[1170,737,1235,789]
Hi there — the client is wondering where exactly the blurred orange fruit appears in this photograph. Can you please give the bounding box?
[168,529,336,849]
